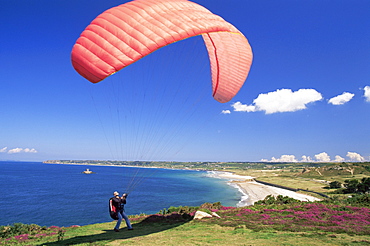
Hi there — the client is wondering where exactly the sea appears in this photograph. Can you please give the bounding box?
[0,161,244,227]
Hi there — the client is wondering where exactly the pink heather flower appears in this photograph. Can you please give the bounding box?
[238,209,255,214]
[260,214,271,219]
[14,234,29,242]
[202,202,370,235]
[331,221,342,226]
[331,215,345,221]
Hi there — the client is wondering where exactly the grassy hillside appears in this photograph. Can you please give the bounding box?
[27,220,370,246]
[2,197,370,246]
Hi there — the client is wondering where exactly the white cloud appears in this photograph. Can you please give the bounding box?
[301,155,313,162]
[8,148,23,154]
[231,102,256,112]
[263,151,367,162]
[364,86,370,102]
[23,148,38,153]
[7,147,38,154]
[221,110,231,114]
[270,155,298,162]
[346,152,365,162]
[314,152,330,162]
[232,89,322,114]
[334,155,345,162]
[328,92,354,105]
[0,147,8,153]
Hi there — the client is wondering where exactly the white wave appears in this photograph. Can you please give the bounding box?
[204,170,233,179]
[227,182,250,207]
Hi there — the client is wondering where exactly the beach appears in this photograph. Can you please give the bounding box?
[236,181,321,206]
[208,171,321,206]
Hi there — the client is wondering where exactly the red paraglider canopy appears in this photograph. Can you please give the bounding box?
[71,0,252,103]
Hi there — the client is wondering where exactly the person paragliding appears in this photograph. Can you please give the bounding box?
[73,0,253,227]
[109,191,133,232]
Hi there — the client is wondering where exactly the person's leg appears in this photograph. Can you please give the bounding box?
[114,212,123,231]
[121,211,133,229]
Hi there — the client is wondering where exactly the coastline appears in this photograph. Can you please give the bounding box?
[206,171,321,206]
[45,162,322,207]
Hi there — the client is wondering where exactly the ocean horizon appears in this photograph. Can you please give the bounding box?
[0,161,244,227]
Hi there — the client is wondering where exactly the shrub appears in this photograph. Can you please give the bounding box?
[199,202,222,210]
[254,195,300,205]
[0,223,65,244]
[344,179,360,193]
[0,223,47,239]
[329,181,342,189]
[341,178,370,194]
[345,194,370,207]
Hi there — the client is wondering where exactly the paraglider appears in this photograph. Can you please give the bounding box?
[71,0,253,103]
[71,0,253,193]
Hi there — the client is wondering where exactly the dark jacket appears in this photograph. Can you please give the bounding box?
[110,196,124,212]
[109,196,125,220]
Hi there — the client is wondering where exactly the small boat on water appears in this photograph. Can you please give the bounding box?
[82,168,95,174]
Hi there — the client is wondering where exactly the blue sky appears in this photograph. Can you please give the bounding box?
[1,0,369,162]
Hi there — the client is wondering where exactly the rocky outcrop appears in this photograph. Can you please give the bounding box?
[193,211,221,220]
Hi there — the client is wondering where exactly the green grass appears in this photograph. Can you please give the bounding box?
[0,203,370,246]
[7,221,369,246]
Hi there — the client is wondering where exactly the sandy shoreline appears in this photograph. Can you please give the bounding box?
[236,181,321,206]
[208,171,321,206]
[46,163,321,206]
